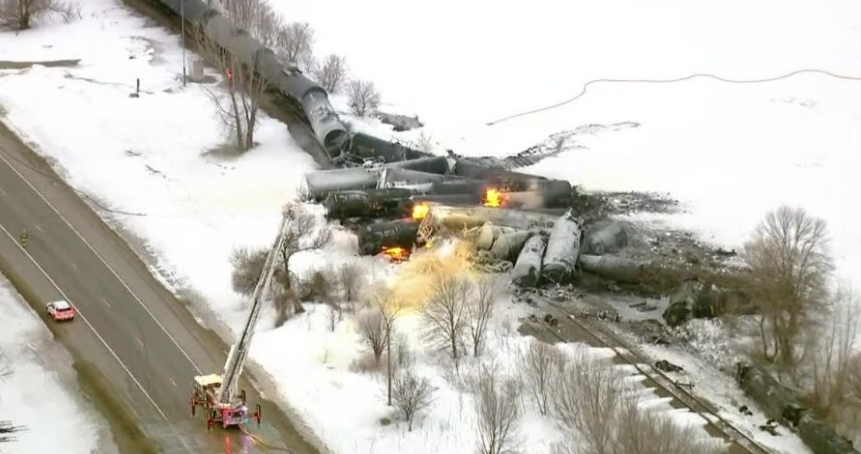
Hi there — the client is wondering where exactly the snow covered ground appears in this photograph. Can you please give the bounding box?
[1,1,859,454]
[0,0,318,331]
[0,277,119,454]
[284,0,861,291]
[251,250,720,454]
[637,320,815,454]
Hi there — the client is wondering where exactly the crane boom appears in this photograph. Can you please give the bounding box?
[217,213,290,405]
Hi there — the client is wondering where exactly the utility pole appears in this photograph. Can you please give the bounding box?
[181,0,187,86]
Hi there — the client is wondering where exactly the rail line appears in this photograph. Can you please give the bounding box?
[528,293,772,454]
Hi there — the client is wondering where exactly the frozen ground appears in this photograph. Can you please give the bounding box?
[0,1,859,454]
[0,277,119,454]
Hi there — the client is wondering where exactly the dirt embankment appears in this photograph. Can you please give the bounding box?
[0,59,80,69]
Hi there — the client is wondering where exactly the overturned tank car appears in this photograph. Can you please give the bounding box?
[324,188,414,221]
[581,220,631,255]
[541,210,583,285]
[357,220,421,256]
[578,254,650,284]
[663,277,755,327]
[511,234,547,288]
[350,132,431,163]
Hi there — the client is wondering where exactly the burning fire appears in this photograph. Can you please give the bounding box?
[412,202,430,221]
[483,187,508,208]
[381,246,410,262]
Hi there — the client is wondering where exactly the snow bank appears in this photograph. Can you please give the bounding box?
[0,0,317,334]
[0,279,118,454]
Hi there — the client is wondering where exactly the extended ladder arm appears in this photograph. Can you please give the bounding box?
[218,213,291,405]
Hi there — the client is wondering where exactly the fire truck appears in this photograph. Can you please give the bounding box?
[190,213,290,430]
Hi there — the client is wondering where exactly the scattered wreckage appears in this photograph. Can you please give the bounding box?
[304,150,855,454]
[304,155,749,327]
[736,363,858,454]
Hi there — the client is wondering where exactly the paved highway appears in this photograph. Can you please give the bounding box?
[0,124,320,454]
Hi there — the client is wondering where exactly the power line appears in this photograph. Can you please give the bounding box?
[485,69,861,126]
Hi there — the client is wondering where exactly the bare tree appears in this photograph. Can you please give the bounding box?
[852,351,861,395]
[807,282,860,421]
[357,308,386,364]
[0,0,79,30]
[467,276,500,356]
[743,206,833,368]
[325,300,341,332]
[362,286,403,405]
[550,352,623,454]
[278,203,331,315]
[348,79,381,117]
[850,354,861,419]
[356,286,400,381]
[391,368,435,431]
[422,275,471,362]
[229,203,331,324]
[230,247,269,295]
[195,0,277,151]
[230,245,297,327]
[393,332,413,370]
[337,261,363,303]
[416,131,434,153]
[313,54,348,93]
[611,398,725,454]
[271,282,297,328]
[521,339,563,416]
[275,21,314,68]
[212,0,282,49]
[475,365,522,454]
[299,267,334,302]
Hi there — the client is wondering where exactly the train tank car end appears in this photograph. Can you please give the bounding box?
[150,0,350,158]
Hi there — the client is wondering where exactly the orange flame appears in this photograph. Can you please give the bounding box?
[483,187,508,207]
[381,247,410,262]
[412,202,430,221]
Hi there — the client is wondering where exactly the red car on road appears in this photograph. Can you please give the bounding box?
[47,300,76,322]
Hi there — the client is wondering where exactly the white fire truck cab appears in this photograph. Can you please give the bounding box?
[191,374,259,429]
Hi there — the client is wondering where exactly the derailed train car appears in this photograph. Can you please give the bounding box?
[736,363,858,454]
[148,0,350,156]
[357,220,421,256]
[351,132,431,163]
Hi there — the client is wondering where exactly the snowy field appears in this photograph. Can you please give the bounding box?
[0,277,118,454]
[285,0,861,290]
[0,0,858,454]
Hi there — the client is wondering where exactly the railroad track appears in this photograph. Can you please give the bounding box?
[527,293,772,454]
[120,0,335,170]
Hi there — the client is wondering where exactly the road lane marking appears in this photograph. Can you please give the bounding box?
[33,223,43,232]
[0,151,202,374]
[0,221,169,421]
[101,297,111,308]
[169,377,178,388]
[0,185,5,197]
[135,336,144,349]
[69,261,78,271]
